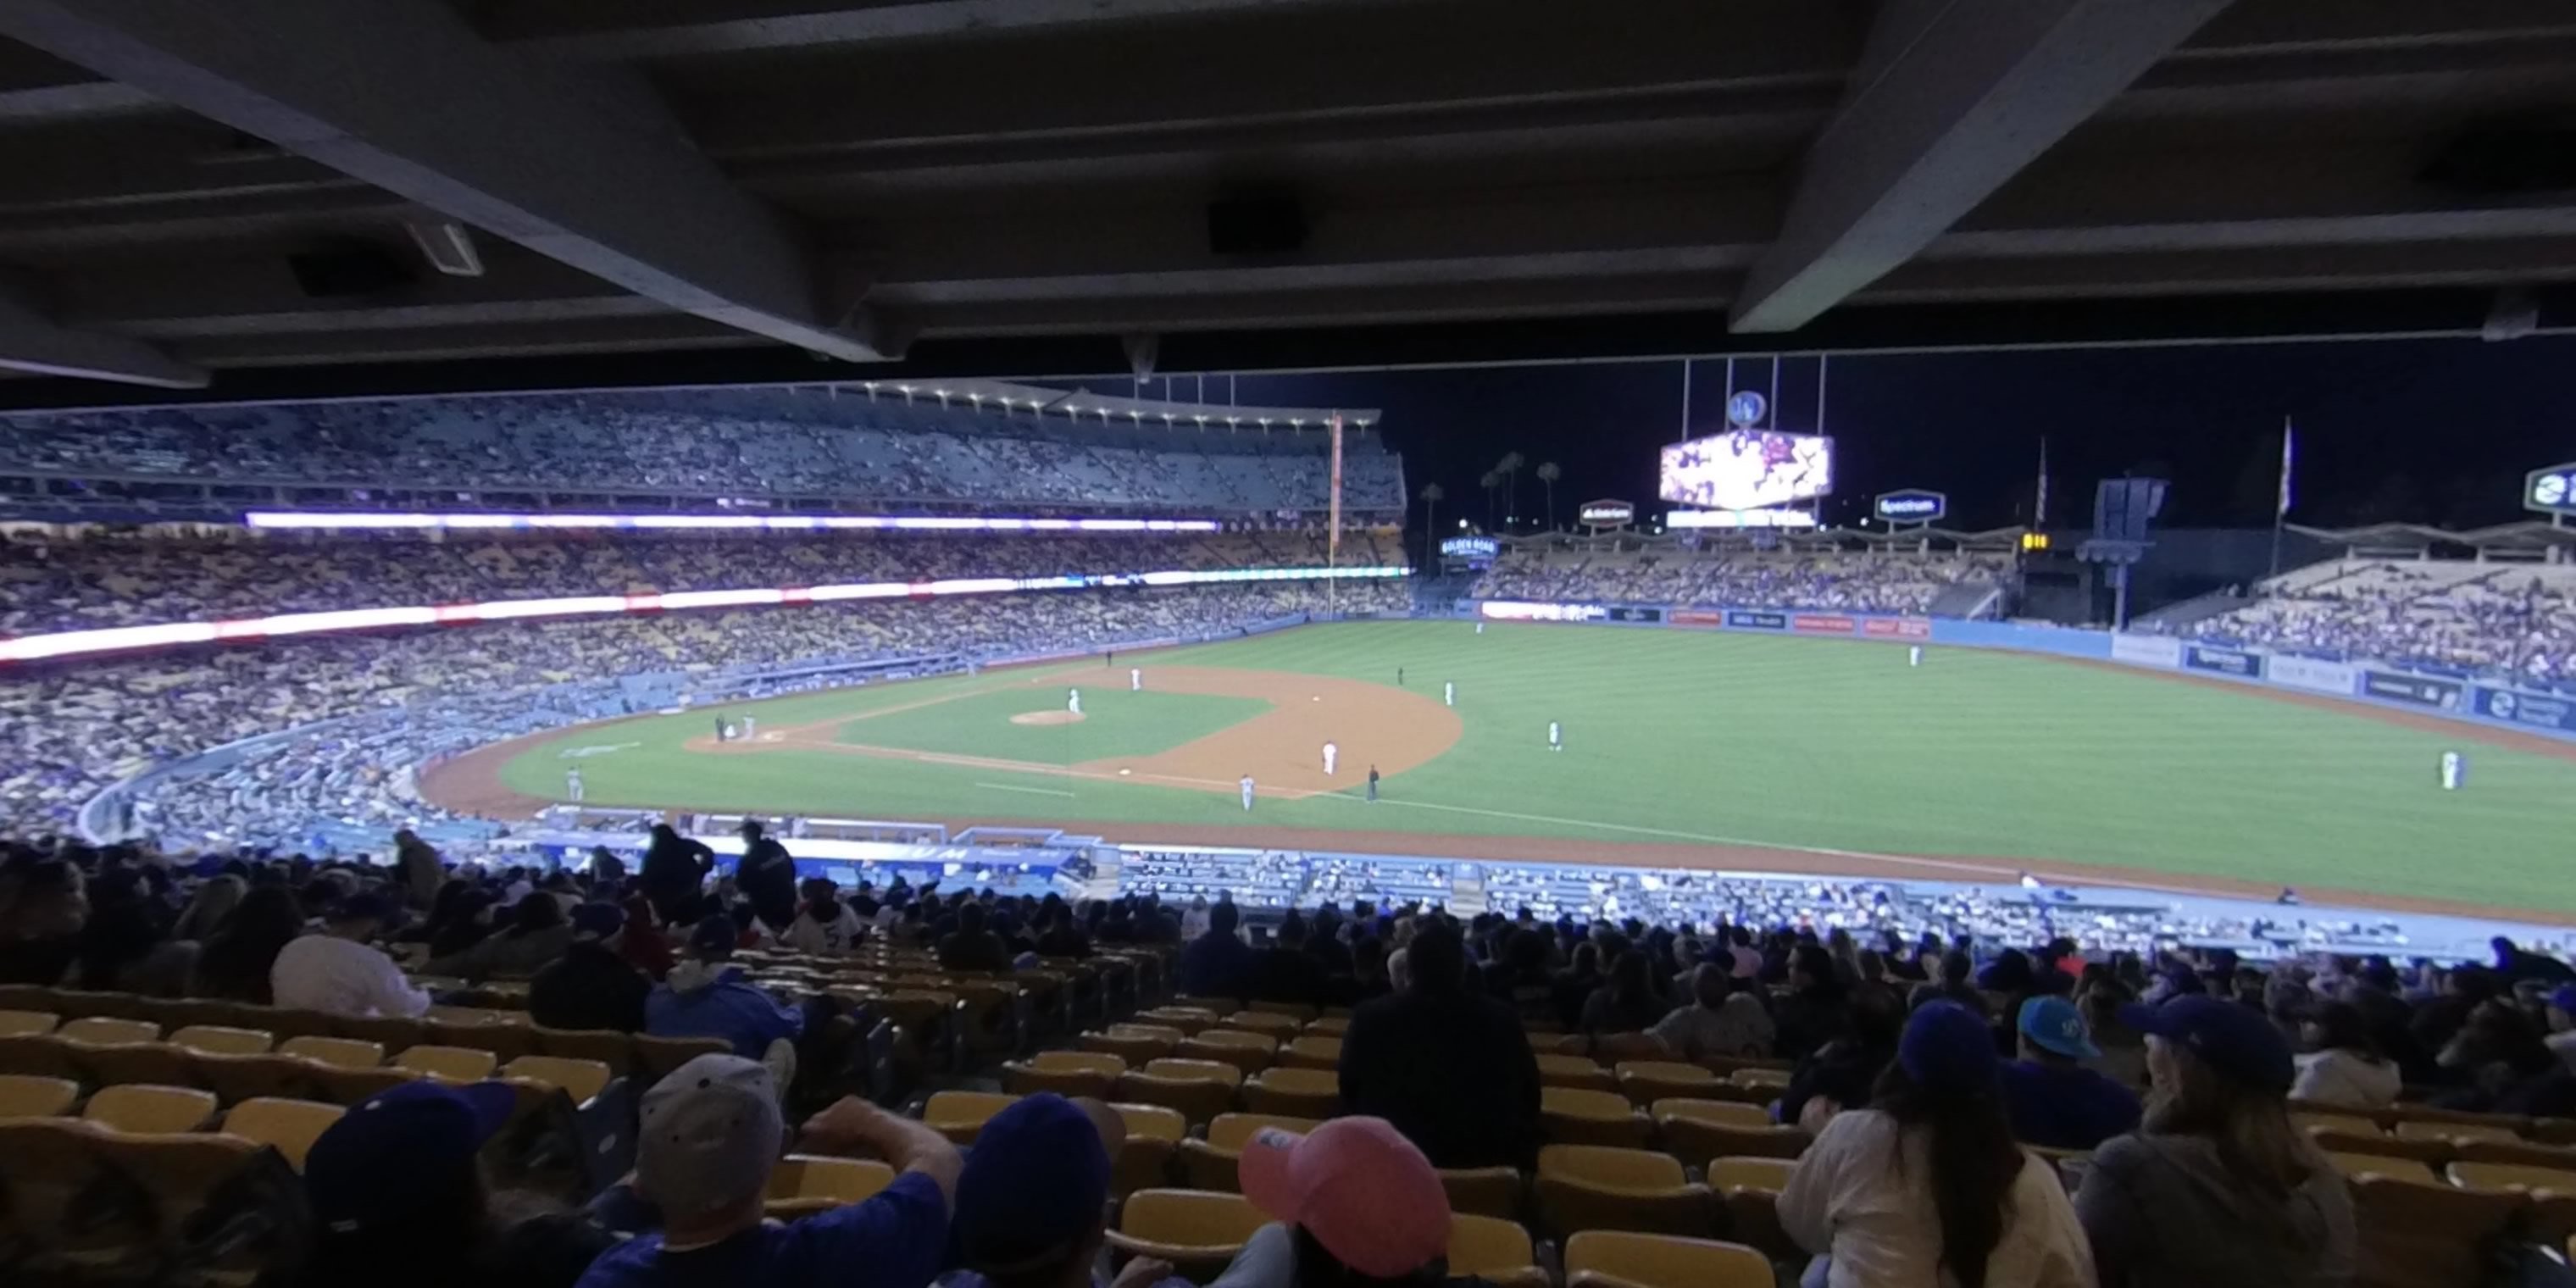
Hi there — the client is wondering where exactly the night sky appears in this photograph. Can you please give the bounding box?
[1133,334,2576,534]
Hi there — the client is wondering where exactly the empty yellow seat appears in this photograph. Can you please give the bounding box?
[1107,1188,1271,1271]
[1033,1051,1128,1077]
[767,1155,894,1216]
[1543,1086,1653,1148]
[169,1025,275,1057]
[924,1091,1019,1145]
[2446,1159,2576,1193]
[1564,1230,1773,1288]
[1707,1155,1796,1191]
[0,1073,78,1119]
[1113,1102,1188,1141]
[502,1055,613,1104]
[1536,1145,1712,1241]
[0,1010,58,1038]
[1448,1213,1542,1286]
[391,1045,500,1083]
[279,1035,385,1069]
[1241,1065,1340,1118]
[1654,1098,1772,1130]
[83,1084,219,1134]
[1207,1113,1321,1152]
[1143,1058,1243,1087]
[58,1017,159,1046]
[1537,1053,1617,1091]
[220,1097,344,1170]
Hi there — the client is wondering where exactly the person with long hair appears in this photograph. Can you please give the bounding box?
[2077,996,2354,1288]
[1780,1002,2091,1288]
[192,885,311,1003]
[1579,949,1666,1036]
[170,874,247,942]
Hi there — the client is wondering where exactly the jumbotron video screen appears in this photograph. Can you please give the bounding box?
[1658,430,1834,511]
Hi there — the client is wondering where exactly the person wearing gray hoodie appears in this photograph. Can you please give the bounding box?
[2076,996,2355,1288]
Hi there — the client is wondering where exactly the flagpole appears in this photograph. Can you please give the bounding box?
[2268,416,2293,579]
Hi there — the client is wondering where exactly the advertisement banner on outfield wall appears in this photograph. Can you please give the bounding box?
[2108,634,2183,669]
[1726,611,1787,630]
[1604,607,1663,624]
[1671,609,1727,628]
[1479,600,1608,622]
[1791,614,1857,635]
[1863,618,1933,640]
[2362,670,2464,710]
[2265,655,2360,697]
[2473,687,2576,732]
[2184,644,2258,677]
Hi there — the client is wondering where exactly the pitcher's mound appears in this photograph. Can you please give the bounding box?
[1011,710,1085,726]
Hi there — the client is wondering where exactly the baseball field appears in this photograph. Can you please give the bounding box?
[419,619,2576,916]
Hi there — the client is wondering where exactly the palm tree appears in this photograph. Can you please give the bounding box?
[1417,483,1445,568]
[1480,469,1501,530]
[1495,452,1526,528]
[1535,461,1561,530]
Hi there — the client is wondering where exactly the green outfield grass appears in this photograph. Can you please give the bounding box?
[494,620,2576,911]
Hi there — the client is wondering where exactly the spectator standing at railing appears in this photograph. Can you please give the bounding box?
[393,828,444,911]
[1338,924,1541,1169]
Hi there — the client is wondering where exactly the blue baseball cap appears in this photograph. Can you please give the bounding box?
[952,1093,1113,1269]
[1899,1001,1999,1093]
[2018,995,2100,1060]
[303,1080,517,1234]
[2551,985,2576,1015]
[2119,994,2293,1093]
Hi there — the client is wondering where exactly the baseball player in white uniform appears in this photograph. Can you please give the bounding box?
[2440,750,2464,791]
[565,767,585,802]
[1547,721,1562,752]
[1130,668,1142,691]
[1322,741,1339,776]
[1443,680,1455,708]
[1239,774,1256,810]
[1068,687,1082,715]
[1909,645,1923,668]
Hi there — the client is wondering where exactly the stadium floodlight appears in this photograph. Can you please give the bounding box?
[0,564,1411,664]
[243,511,1221,533]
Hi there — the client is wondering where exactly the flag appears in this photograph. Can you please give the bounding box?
[2277,417,2295,517]
[2033,436,2049,527]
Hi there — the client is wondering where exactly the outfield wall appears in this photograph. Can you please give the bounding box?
[1468,597,2576,745]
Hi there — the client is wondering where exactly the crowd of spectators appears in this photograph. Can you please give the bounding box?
[20,817,2576,1286]
[1,576,1408,847]
[1124,852,2451,964]
[1474,545,2011,614]
[0,387,1407,516]
[0,529,1402,637]
[2175,558,2576,686]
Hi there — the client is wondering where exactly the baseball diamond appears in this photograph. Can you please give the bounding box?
[415,619,2576,919]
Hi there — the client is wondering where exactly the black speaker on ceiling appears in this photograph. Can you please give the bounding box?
[288,239,416,297]
[1207,193,1306,257]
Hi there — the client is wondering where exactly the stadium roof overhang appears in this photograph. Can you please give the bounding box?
[0,0,2573,407]
[2289,519,2576,557]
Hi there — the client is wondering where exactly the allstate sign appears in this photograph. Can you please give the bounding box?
[1874,490,1947,524]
